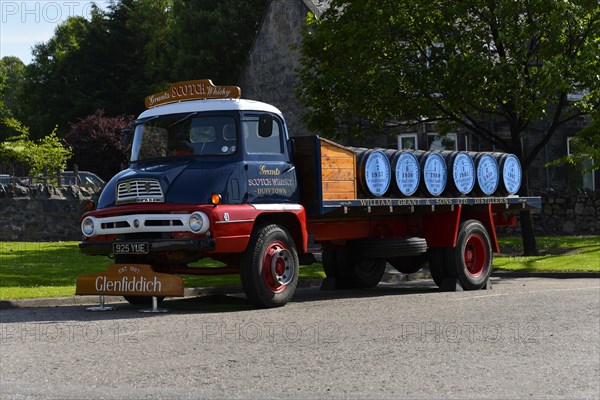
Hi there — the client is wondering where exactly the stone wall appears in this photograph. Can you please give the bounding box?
[497,189,599,236]
[0,184,98,241]
[532,189,599,235]
[0,184,596,241]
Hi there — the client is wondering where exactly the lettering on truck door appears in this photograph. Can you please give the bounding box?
[242,113,298,204]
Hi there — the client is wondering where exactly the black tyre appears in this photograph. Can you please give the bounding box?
[241,224,299,308]
[322,249,338,278]
[322,249,353,289]
[446,220,492,290]
[336,250,386,288]
[389,253,428,274]
[350,237,428,259]
[323,249,385,289]
[427,247,449,287]
[123,296,165,306]
[349,258,387,288]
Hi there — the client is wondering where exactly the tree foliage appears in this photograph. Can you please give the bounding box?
[64,109,133,181]
[0,57,25,119]
[27,129,73,177]
[19,15,93,138]
[15,0,267,139]
[171,0,268,83]
[298,0,599,255]
[548,111,600,172]
[298,0,600,171]
[0,120,72,177]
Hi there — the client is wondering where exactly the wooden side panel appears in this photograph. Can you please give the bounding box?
[320,139,357,200]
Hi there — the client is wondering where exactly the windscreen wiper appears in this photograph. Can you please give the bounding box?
[133,115,159,125]
[170,112,199,127]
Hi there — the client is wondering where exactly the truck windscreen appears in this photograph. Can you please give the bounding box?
[131,115,237,161]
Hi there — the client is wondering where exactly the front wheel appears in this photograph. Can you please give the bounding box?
[123,296,165,306]
[241,224,299,308]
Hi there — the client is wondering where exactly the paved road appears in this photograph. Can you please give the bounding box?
[1,277,599,399]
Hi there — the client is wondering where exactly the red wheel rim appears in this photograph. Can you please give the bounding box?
[464,234,486,278]
[261,240,294,293]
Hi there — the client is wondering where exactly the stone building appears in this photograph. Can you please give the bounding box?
[238,0,597,193]
[238,0,330,138]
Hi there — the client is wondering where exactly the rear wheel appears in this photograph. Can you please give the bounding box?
[389,253,428,274]
[323,249,386,289]
[447,220,492,290]
[349,258,387,288]
[324,249,385,289]
[241,224,299,308]
[322,249,338,278]
[427,247,449,287]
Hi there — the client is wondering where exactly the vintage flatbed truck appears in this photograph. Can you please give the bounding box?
[77,80,541,308]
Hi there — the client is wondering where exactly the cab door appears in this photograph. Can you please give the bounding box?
[242,113,299,204]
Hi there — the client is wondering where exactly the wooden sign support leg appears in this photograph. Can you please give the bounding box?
[86,295,116,312]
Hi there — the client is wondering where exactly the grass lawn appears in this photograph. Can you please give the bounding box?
[496,236,600,273]
[0,236,598,299]
[0,242,325,300]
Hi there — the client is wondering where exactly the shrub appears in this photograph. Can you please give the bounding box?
[65,110,133,181]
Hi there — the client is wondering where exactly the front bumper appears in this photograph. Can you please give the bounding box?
[79,238,216,256]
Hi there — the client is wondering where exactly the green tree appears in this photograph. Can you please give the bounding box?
[549,112,600,173]
[27,129,73,177]
[16,0,268,141]
[0,118,31,165]
[20,16,92,138]
[171,0,269,83]
[298,0,600,255]
[0,60,8,120]
[0,57,25,118]
[0,121,72,178]
[19,1,176,137]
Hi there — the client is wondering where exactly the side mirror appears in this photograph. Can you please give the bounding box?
[258,114,273,138]
[122,126,132,145]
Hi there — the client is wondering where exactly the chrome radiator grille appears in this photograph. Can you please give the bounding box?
[116,179,164,204]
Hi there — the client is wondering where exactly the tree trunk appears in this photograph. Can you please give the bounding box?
[519,209,539,256]
[519,170,539,256]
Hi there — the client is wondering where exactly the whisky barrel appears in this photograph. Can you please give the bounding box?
[491,152,522,196]
[420,151,448,197]
[442,151,476,196]
[470,152,500,196]
[384,150,421,197]
[355,148,392,197]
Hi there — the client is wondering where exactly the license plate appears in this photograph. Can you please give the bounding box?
[113,242,149,254]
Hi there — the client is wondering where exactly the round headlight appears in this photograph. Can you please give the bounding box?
[189,213,204,233]
[82,217,95,237]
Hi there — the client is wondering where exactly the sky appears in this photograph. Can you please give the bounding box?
[0,1,110,64]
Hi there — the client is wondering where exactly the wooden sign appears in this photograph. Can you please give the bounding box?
[76,264,184,297]
[145,79,241,108]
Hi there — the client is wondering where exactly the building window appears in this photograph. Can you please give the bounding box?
[398,134,418,150]
[567,137,595,190]
[428,133,458,150]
